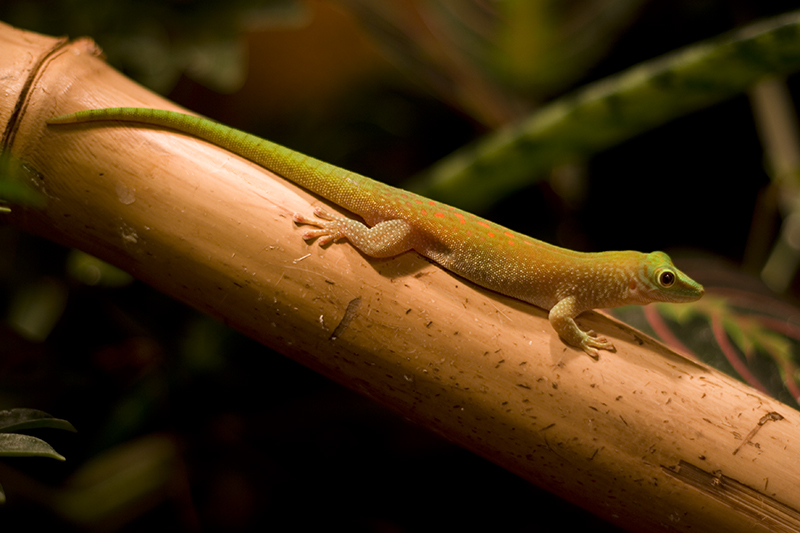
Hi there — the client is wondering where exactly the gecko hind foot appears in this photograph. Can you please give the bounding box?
[293,208,347,245]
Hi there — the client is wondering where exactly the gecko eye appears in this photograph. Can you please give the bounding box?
[658,270,675,287]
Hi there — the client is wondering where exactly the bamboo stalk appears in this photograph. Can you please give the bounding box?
[3,22,800,532]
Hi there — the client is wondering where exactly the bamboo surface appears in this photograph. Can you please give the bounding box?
[2,22,800,532]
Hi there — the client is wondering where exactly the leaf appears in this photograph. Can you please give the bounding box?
[0,409,77,433]
[6,278,69,342]
[657,299,707,324]
[0,434,66,461]
[66,250,134,287]
[0,180,44,207]
[0,153,46,208]
[411,10,800,210]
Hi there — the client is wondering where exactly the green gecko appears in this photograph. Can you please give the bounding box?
[48,107,704,358]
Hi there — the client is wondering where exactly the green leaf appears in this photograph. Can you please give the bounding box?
[412,10,800,210]
[66,250,134,287]
[0,409,77,433]
[657,300,706,324]
[0,433,66,461]
[0,153,46,208]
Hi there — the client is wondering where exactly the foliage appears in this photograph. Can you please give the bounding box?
[0,409,76,504]
[611,288,800,410]
[409,9,800,209]
[0,0,302,94]
[0,154,45,213]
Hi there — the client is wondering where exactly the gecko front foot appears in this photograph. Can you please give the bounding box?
[581,331,616,360]
[293,207,347,246]
[550,300,617,359]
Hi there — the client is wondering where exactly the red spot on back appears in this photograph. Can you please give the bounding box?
[478,221,490,228]
[434,212,445,218]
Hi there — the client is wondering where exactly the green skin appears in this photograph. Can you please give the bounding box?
[48,108,704,358]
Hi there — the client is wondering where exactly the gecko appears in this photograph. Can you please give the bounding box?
[48,107,704,358]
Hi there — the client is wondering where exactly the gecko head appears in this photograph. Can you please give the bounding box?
[631,251,704,304]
